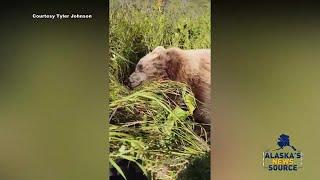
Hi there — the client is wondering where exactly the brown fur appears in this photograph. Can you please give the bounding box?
[129,46,211,123]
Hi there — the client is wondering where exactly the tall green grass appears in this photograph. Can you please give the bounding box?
[109,0,210,179]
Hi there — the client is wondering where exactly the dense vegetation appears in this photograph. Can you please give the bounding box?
[109,0,211,179]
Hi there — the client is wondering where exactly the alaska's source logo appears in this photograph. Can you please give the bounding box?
[263,134,303,171]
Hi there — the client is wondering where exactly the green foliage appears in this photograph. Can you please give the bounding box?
[109,0,210,82]
[109,0,210,179]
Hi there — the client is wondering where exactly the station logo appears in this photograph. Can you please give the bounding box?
[263,134,303,171]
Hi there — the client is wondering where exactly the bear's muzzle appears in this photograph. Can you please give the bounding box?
[128,72,147,88]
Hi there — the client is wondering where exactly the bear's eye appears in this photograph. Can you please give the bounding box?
[137,64,143,71]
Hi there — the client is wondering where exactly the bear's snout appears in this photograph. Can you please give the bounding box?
[129,72,147,88]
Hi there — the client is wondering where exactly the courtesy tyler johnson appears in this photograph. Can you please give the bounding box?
[32,13,93,19]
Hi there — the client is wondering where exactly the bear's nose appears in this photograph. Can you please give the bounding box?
[128,72,147,89]
[128,73,140,88]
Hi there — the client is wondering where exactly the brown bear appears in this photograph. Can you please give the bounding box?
[129,46,211,123]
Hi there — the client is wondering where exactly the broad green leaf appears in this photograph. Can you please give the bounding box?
[164,107,189,135]
[182,88,196,114]
[119,145,126,154]
[184,93,196,114]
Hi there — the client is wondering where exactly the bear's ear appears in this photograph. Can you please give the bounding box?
[153,46,166,53]
[165,48,183,80]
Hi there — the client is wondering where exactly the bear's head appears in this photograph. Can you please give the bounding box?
[129,46,182,88]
